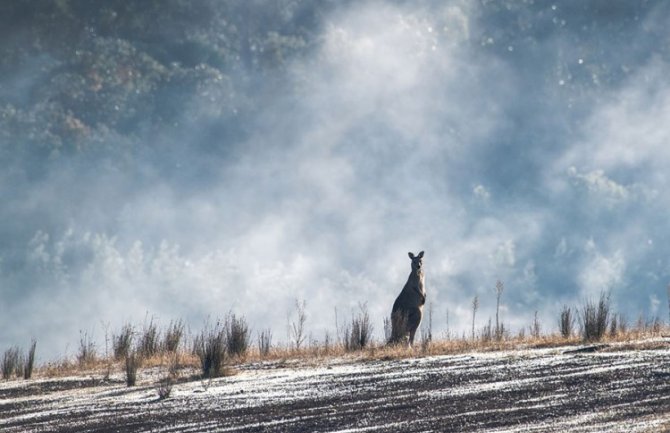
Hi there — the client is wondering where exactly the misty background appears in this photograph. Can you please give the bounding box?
[2,0,670,361]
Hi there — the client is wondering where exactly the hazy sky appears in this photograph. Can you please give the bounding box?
[2,1,670,360]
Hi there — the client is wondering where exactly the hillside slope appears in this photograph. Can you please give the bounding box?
[1,342,669,432]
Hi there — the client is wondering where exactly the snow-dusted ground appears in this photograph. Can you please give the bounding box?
[1,341,669,432]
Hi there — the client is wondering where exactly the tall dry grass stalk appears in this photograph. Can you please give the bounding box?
[138,317,160,358]
[23,340,37,380]
[226,314,250,357]
[77,331,96,367]
[193,321,226,378]
[163,319,185,353]
[609,313,620,338]
[559,305,574,338]
[580,291,611,342]
[345,303,373,351]
[113,323,133,360]
[125,351,141,386]
[2,347,21,379]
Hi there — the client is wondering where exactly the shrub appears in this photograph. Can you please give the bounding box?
[580,291,611,342]
[138,318,159,358]
[345,304,373,352]
[125,352,141,387]
[2,347,21,380]
[344,318,370,351]
[162,319,185,353]
[113,323,134,360]
[23,340,37,380]
[559,305,574,338]
[257,329,272,358]
[193,321,226,378]
[226,314,249,357]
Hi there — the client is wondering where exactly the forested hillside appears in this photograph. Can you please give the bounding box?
[0,1,339,167]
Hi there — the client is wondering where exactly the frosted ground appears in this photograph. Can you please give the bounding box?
[1,339,669,432]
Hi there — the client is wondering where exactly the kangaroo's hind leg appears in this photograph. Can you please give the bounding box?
[407,308,423,347]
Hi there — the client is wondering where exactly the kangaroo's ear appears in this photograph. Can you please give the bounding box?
[408,252,415,259]
[417,251,424,258]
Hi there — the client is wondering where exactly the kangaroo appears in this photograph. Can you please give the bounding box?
[390,251,426,346]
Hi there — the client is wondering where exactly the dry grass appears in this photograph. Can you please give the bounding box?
[20,323,670,383]
[124,352,141,386]
[2,347,21,379]
[24,340,37,379]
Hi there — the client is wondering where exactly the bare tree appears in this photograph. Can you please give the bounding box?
[421,302,434,351]
[291,299,307,350]
[426,301,434,342]
[494,280,504,340]
[471,295,479,341]
[531,311,541,338]
[334,307,341,346]
[445,308,451,340]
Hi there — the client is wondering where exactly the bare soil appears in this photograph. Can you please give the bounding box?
[1,341,669,432]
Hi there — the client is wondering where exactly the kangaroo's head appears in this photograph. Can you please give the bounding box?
[408,251,424,272]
